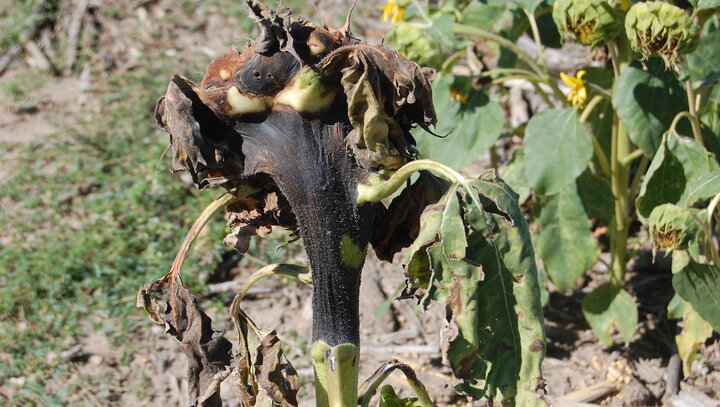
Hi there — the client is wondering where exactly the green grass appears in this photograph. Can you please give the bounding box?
[0,53,300,405]
[0,1,350,403]
[0,57,213,385]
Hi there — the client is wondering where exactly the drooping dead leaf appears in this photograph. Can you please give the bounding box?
[231,297,299,407]
[155,75,243,189]
[371,171,448,261]
[224,189,297,254]
[137,279,232,407]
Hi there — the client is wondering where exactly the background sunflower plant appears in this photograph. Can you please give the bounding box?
[383,0,720,375]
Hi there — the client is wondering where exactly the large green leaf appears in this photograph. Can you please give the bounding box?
[582,283,638,345]
[687,171,720,203]
[413,75,505,171]
[461,0,511,30]
[403,174,545,406]
[672,260,720,332]
[613,60,687,157]
[511,0,543,12]
[582,67,614,159]
[576,169,614,225]
[500,148,531,204]
[697,0,720,10]
[534,182,599,293]
[685,31,720,84]
[637,131,720,217]
[524,108,593,195]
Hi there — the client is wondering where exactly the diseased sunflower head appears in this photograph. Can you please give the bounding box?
[153,0,438,256]
[154,0,437,186]
[625,1,699,69]
[553,0,622,48]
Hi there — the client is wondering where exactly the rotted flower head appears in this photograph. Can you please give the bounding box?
[560,70,588,106]
[625,1,700,69]
[648,204,699,252]
[553,0,622,48]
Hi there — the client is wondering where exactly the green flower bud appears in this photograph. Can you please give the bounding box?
[625,1,700,68]
[648,204,699,252]
[386,23,444,70]
[553,0,622,48]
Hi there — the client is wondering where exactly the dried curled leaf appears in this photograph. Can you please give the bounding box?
[371,171,448,262]
[333,44,437,170]
[232,299,299,406]
[224,189,297,254]
[155,75,243,189]
[137,278,232,407]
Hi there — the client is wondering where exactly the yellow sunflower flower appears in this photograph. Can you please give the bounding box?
[560,70,588,107]
[381,0,406,24]
[449,87,468,104]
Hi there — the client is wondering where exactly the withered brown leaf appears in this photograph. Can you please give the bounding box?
[137,279,232,407]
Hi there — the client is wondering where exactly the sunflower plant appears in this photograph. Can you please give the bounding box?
[383,0,720,374]
[139,1,545,406]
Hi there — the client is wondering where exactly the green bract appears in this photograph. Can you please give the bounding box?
[625,1,700,68]
[647,204,699,252]
[552,0,621,48]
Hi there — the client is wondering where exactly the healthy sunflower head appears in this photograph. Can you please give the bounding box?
[648,204,699,252]
[625,1,700,68]
[553,0,622,48]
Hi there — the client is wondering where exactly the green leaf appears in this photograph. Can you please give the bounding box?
[582,283,638,345]
[672,260,720,332]
[441,185,468,259]
[667,292,685,320]
[462,0,511,29]
[413,75,505,171]
[685,31,720,84]
[378,385,421,407]
[637,131,720,217]
[613,60,687,157]
[455,178,545,406]
[697,0,720,11]
[511,0,542,12]
[534,182,599,293]
[404,174,545,405]
[500,148,531,204]
[576,169,614,225]
[582,68,614,159]
[676,301,714,376]
[687,171,720,203]
[428,13,469,50]
[524,108,593,195]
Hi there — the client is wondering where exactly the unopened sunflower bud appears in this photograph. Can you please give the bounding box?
[553,0,621,48]
[625,1,699,68]
[648,204,698,251]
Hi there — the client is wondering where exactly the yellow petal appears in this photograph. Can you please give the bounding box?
[560,72,575,87]
[576,70,587,81]
[392,7,405,23]
[578,87,587,103]
[381,3,397,21]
